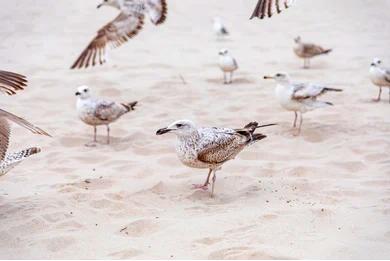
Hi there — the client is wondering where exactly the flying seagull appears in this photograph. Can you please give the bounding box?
[75,85,137,145]
[156,120,275,197]
[264,73,342,135]
[369,58,390,103]
[71,0,167,69]
[250,0,293,20]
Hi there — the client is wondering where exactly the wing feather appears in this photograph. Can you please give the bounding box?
[0,70,27,95]
[71,13,144,69]
[0,117,10,161]
[145,0,167,25]
[250,0,292,19]
[0,108,50,136]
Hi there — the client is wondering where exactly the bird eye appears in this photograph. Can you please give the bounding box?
[276,73,281,77]
[83,89,88,92]
[176,124,183,128]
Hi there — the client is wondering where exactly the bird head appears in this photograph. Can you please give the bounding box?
[218,49,229,56]
[371,58,382,67]
[294,36,301,43]
[75,85,91,99]
[264,73,291,83]
[156,120,197,137]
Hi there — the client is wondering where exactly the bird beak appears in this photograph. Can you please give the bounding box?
[263,75,274,80]
[75,92,81,96]
[97,3,102,8]
[156,127,171,135]
[370,63,376,66]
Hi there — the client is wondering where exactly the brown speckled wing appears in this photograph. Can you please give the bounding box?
[145,0,167,25]
[71,13,144,69]
[197,134,244,165]
[0,70,27,95]
[0,117,10,161]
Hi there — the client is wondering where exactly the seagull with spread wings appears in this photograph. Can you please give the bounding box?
[250,0,293,20]
[71,0,167,69]
[0,71,50,177]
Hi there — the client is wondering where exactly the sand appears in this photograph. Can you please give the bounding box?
[0,0,389,259]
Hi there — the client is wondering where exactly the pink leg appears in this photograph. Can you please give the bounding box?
[192,169,212,191]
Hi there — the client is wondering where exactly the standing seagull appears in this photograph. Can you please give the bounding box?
[264,73,342,135]
[71,0,167,69]
[75,85,137,145]
[218,49,238,84]
[293,36,332,69]
[250,0,293,19]
[213,17,229,38]
[369,58,390,103]
[156,120,275,197]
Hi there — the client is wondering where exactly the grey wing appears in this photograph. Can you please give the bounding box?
[197,129,244,165]
[0,117,10,161]
[0,70,27,95]
[144,0,167,25]
[0,108,50,136]
[303,43,326,56]
[71,12,144,69]
[233,58,239,69]
[250,0,292,19]
[94,101,125,121]
[292,83,326,100]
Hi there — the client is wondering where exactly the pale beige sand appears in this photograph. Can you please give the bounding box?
[0,0,389,259]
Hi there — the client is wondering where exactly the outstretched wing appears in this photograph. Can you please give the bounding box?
[0,117,10,161]
[71,12,144,69]
[0,70,27,95]
[144,0,167,25]
[197,129,245,165]
[250,0,293,19]
[0,108,51,136]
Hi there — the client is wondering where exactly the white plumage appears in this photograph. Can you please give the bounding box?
[218,49,238,84]
[369,58,390,103]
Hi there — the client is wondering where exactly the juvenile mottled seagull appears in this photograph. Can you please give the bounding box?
[71,0,167,69]
[218,49,238,84]
[75,85,137,145]
[0,118,41,177]
[213,17,229,37]
[369,58,390,103]
[0,70,27,95]
[294,36,332,69]
[250,0,294,19]
[264,73,342,135]
[156,120,275,197]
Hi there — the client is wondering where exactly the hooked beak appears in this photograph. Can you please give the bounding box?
[75,92,81,96]
[263,75,274,80]
[97,3,102,8]
[156,127,171,135]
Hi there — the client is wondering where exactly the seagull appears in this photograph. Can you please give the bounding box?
[156,120,276,197]
[213,17,229,37]
[75,85,137,145]
[0,118,41,177]
[250,0,293,19]
[218,49,238,84]
[293,36,332,69]
[369,58,390,103]
[71,0,167,69]
[264,73,342,135]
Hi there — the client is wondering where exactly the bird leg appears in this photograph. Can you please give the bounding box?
[85,126,98,147]
[388,88,390,104]
[229,71,234,84]
[192,169,212,191]
[293,111,298,128]
[223,72,227,84]
[373,87,382,102]
[294,113,303,136]
[210,170,217,198]
[106,125,110,144]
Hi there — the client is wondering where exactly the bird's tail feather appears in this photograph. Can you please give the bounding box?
[321,49,332,55]
[324,87,342,92]
[122,101,138,112]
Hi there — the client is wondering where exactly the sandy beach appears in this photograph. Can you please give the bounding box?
[0,0,389,259]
